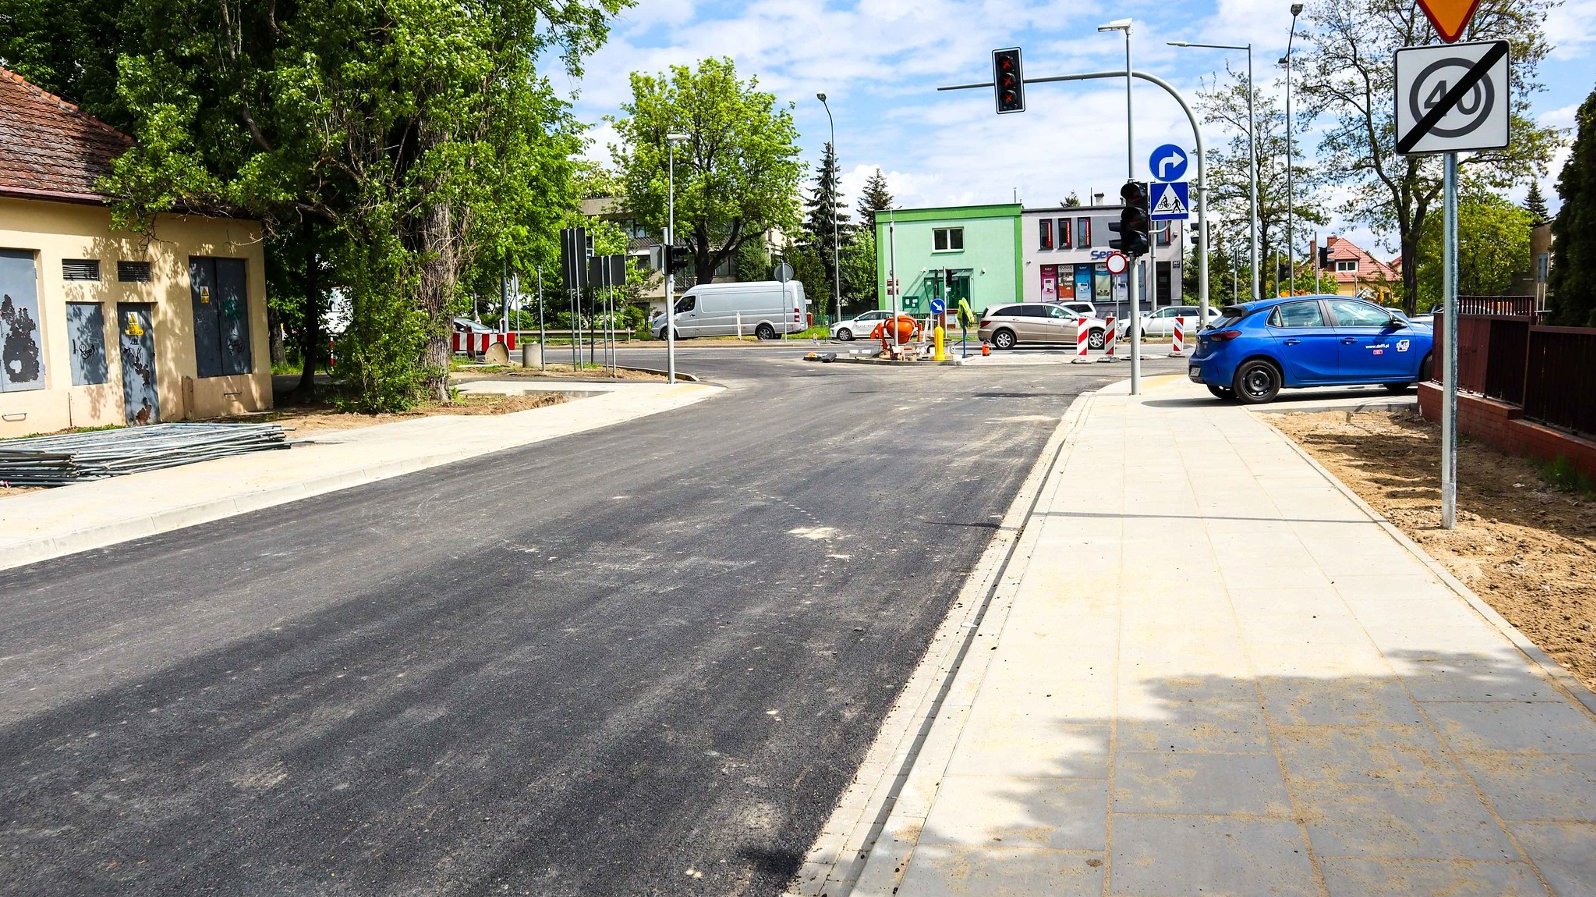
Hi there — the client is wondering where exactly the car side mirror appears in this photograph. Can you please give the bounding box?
[1387,318,1407,330]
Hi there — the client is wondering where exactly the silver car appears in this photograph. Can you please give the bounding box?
[1118,306,1221,338]
[979,303,1110,350]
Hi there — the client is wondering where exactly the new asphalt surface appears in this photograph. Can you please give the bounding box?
[0,346,1166,896]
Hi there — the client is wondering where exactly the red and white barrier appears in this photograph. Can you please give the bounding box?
[1169,316,1187,357]
[1072,316,1094,364]
[451,331,518,356]
[1101,315,1119,362]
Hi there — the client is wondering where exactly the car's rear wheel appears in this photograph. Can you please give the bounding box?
[837,328,854,341]
[1088,329,1106,350]
[1207,384,1235,400]
[991,329,1017,350]
[1420,352,1435,381]
[755,323,776,340]
[1233,359,1281,404]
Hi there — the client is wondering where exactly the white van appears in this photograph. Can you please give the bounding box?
[654,281,808,340]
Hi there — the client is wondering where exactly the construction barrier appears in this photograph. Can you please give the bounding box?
[1100,315,1120,362]
[452,331,518,356]
[1169,317,1187,357]
[1073,316,1095,364]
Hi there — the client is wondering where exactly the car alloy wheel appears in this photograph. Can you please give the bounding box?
[836,328,853,341]
[992,329,1016,349]
[1088,329,1105,350]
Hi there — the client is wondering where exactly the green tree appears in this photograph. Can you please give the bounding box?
[610,57,802,286]
[1525,180,1551,224]
[803,140,850,312]
[1298,0,1561,313]
[1197,69,1328,298]
[1549,86,1596,325]
[856,168,894,225]
[1061,192,1082,208]
[1414,185,1533,307]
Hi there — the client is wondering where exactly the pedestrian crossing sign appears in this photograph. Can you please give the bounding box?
[1150,181,1190,221]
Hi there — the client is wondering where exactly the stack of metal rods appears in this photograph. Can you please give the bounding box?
[0,422,289,486]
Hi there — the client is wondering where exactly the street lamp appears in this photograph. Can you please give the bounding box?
[665,131,689,384]
[817,93,843,328]
[1098,17,1141,395]
[1282,2,1304,296]
[1169,39,1260,302]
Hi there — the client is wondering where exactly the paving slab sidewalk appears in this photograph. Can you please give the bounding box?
[0,380,718,572]
[840,375,1596,897]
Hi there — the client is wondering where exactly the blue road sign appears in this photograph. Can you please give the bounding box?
[1148,144,1189,182]
[1150,181,1190,221]
[929,297,947,315]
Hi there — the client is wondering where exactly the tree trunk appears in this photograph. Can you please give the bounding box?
[419,197,457,402]
[1399,225,1420,315]
[293,249,322,399]
[268,307,287,367]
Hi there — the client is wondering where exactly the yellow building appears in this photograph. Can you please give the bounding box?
[0,67,271,439]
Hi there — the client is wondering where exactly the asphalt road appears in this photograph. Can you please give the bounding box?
[0,349,1141,896]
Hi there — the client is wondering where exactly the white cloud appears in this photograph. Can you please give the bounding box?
[1545,0,1596,60]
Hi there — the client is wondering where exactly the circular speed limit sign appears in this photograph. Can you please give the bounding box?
[1409,57,1495,139]
[1105,252,1129,275]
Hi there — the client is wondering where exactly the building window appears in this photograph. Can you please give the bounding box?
[117,260,152,282]
[1157,225,1173,247]
[1058,218,1072,249]
[62,259,101,281]
[66,302,109,385]
[1335,260,1358,273]
[1038,219,1053,250]
[933,227,964,252]
[1077,217,1092,248]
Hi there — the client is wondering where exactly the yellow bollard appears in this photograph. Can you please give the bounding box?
[933,324,946,361]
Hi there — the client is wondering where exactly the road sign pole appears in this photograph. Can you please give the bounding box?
[1442,151,1459,529]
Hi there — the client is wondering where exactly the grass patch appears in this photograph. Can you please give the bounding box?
[1538,455,1596,497]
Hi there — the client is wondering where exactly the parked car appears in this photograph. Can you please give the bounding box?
[1187,296,1434,404]
[1123,305,1222,338]
[651,280,808,340]
[1047,300,1098,319]
[831,309,896,341]
[979,302,1111,350]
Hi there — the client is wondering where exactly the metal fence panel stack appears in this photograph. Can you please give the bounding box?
[0,423,289,486]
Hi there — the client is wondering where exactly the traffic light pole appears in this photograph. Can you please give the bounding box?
[939,66,1210,389]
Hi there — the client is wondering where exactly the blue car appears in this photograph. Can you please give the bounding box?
[1187,296,1434,404]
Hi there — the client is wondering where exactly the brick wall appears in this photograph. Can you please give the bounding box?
[1419,382,1596,480]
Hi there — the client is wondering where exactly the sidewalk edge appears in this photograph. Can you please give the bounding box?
[1270,418,1596,719]
[785,390,1099,897]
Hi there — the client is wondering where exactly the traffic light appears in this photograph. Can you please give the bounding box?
[944,269,956,290]
[1108,181,1151,257]
[993,48,1024,114]
[666,245,692,276]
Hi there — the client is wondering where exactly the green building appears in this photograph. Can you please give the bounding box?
[874,204,1022,315]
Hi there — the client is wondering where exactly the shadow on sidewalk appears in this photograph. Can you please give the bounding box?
[897,648,1593,895]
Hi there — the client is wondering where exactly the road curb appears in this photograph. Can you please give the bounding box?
[1272,420,1596,719]
[787,388,1100,897]
[0,386,721,573]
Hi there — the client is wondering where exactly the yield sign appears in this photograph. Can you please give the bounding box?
[1418,0,1485,43]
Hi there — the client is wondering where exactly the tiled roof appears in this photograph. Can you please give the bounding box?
[1321,236,1398,284]
[0,66,131,202]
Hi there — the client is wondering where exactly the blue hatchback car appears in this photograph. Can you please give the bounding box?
[1187,296,1434,404]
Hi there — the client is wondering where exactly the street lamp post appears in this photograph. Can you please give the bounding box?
[817,93,843,329]
[1169,39,1259,302]
[665,132,688,384]
[1098,17,1140,395]
[1282,3,1303,296]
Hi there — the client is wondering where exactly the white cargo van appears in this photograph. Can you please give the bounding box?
[653,281,808,340]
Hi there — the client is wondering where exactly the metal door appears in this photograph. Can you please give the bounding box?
[0,249,46,392]
[117,304,159,425]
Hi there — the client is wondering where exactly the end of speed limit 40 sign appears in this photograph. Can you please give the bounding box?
[1395,40,1510,155]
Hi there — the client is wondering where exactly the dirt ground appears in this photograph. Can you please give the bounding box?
[261,391,567,436]
[454,363,665,382]
[1271,409,1596,693]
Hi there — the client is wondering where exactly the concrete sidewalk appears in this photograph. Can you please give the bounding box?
[813,375,1596,897]
[0,380,718,572]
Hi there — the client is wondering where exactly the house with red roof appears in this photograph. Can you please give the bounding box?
[1314,235,1399,304]
[0,66,271,438]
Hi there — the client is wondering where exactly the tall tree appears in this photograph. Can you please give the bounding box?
[803,141,851,311]
[1297,0,1561,313]
[1548,86,1596,325]
[1197,70,1327,297]
[610,58,802,286]
[1415,184,1533,306]
[1525,180,1550,223]
[1061,193,1082,208]
[855,168,894,228]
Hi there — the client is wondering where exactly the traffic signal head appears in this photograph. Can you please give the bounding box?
[993,48,1024,114]
[944,269,956,289]
[1108,181,1151,257]
[666,245,692,276]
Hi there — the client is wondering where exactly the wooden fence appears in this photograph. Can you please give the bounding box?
[1438,311,1596,436]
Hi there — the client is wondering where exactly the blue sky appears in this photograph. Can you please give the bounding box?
[557,0,1596,258]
